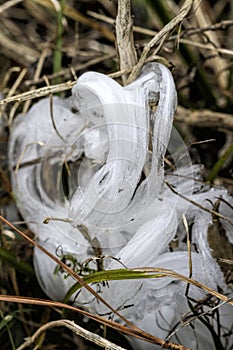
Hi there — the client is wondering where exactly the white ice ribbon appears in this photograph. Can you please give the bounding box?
[8,62,232,349]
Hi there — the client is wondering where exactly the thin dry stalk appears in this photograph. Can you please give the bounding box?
[115,0,137,85]
[1,214,232,348]
[0,215,190,350]
[0,294,190,350]
[193,0,228,89]
[0,30,39,65]
[0,55,170,107]
[88,10,158,36]
[0,0,23,14]
[126,0,194,84]
[0,81,76,105]
[25,52,116,86]
[0,216,136,331]
[165,180,233,226]
[1,68,27,125]
[183,214,192,280]
[181,20,233,36]
[22,46,51,113]
[175,106,233,131]
[166,298,232,343]
[16,319,127,350]
[88,10,233,43]
[133,267,233,306]
[178,38,233,57]
[4,69,28,101]
[32,0,115,41]
[0,67,21,92]
[43,75,68,144]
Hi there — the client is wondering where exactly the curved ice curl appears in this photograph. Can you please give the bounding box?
[8,63,233,349]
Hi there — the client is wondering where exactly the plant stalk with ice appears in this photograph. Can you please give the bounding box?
[9,63,233,349]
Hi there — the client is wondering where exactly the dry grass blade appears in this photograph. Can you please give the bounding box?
[127,0,194,83]
[0,56,171,106]
[165,180,233,226]
[217,257,233,265]
[87,9,233,61]
[115,0,137,85]
[175,106,233,131]
[0,0,23,14]
[32,0,114,41]
[22,46,51,113]
[0,31,40,65]
[166,297,233,343]
[177,38,233,57]
[132,267,233,306]
[87,10,158,36]
[2,68,27,102]
[0,215,189,350]
[193,0,228,89]
[0,218,231,349]
[0,81,75,105]
[16,319,127,350]
[0,215,135,329]
[25,52,116,86]
[0,295,190,350]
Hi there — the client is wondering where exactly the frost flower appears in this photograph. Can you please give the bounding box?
[9,63,233,349]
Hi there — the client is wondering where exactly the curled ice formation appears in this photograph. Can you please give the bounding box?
[9,63,233,349]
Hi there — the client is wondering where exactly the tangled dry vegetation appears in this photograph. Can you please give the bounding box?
[0,0,233,349]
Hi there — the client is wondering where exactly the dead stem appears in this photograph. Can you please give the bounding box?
[16,319,127,350]
[126,0,194,84]
[0,215,188,350]
[165,180,233,226]
[175,106,233,131]
[115,0,137,85]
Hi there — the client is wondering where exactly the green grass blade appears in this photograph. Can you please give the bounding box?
[64,268,163,303]
[0,246,35,279]
[53,0,66,84]
[207,142,233,182]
